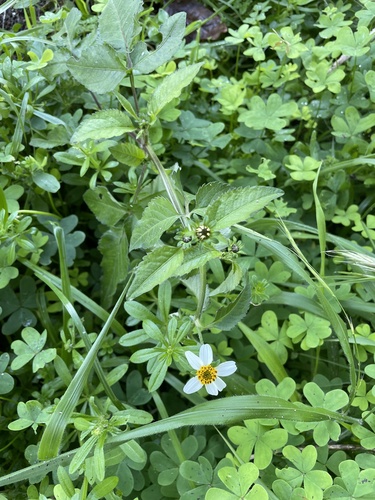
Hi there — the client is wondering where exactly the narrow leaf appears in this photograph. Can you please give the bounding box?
[130,197,179,251]
[127,246,183,300]
[71,110,134,143]
[99,227,129,309]
[37,286,127,459]
[0,395,359,488]
[207,186,283,230]
[212,284,251,330]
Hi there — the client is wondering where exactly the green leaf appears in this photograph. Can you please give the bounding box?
[37,286,127,460]
[334,26,371,56]
[0,353,14,395]
[11,328,56,373]
[99,0,142,53]
[206,186,283,230]
[129,197,179,251]
[211,284,251,331]
[71,110,134,143]
[67,42,126,94]
[238,94,298,131]
[98,227,129,309]
[148,63,202,119]
[195,182,232,208]
[83,187,125,226]
[173,246,222,277]
[87,477,119,499]
[110,142,145,167]
[219,463,259,496]
[0,395,359,488]
[32,171,60,193]
[127,246,184,300]
[132,13,186,74]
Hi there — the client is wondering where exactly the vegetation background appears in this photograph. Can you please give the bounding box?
[1,0,375,498]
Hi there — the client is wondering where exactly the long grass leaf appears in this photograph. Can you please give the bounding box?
[0,395,359,487]
[38,286,127,459]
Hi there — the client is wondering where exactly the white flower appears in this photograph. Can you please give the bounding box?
[183,344,237,396]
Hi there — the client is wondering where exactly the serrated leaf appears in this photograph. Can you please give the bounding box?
[195,182,232,208]
[127,246,183,300]
[83,187,125,226]
[173,246,222,277]
[67,42,126,94]
[130,197,179,251]
[206,186,283,230]
[148,63,202,118]
[71,110,134,143]
[212,284,251,331]
[99,227,129,309]
[110,142,145,167]
[99,0,142,52]
[132,13,186,74]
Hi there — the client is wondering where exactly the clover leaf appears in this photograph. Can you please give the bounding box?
[0,353,14,395]
[257,311,292,364]
[287,312,331,350]
[277,445,332,499]
[11,327,56,373]
[8,400,50,433]
[324,460,375,499]
[228,419,288,469]
[295,382,348,446]
[206,463,268,500]
[238,94,298,131]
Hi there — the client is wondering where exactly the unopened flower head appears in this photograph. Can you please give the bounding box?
[183,344,237,396]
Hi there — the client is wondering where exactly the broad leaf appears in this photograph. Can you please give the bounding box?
[83,187,125,226]
[206,186,283,230]
[148,63,202,119]
[130,197,179,251]
[110,142,145,167]
[99,0,142,52]
[71,110,134,143]
[195,181,232,208]
[173,246,222,277]
[132,13,186,74]
[127,246,183,300]
[67,42,126,94]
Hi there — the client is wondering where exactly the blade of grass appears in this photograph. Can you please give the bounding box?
[0,395,360,487]
[312,164,326,276]
[38,284,128,460]
[237,321,299,402]
[235,223,358,406]
[19,258,126,336]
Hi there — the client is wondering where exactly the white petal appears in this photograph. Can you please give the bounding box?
[213,377,226,392]
[199,344,213,365]
[185,350,203,370]
[183,377,203,394]
[217,361,237,377]
[206,382,219,396]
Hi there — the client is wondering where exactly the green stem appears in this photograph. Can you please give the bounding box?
[194,266,207,343]
[151,390,196,490]
[143,140,186,222]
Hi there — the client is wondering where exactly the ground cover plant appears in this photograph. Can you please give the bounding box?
[1,0,375,498]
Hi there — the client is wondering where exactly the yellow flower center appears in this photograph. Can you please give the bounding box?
[196,365,217,385]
